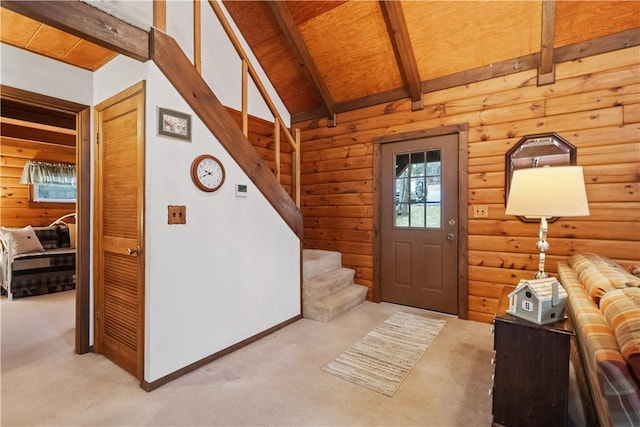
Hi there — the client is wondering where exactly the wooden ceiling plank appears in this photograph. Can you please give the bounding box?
[1,123,76,147]
[538,0,556,86]
[1,0,149,61]
[1,117,76,135]
[380,0,423,110]
[1,99,76,129]
[267,0,336,125]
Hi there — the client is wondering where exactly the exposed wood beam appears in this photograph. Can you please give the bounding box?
[1,0,149,62]
[538,0,556,86]
[554,27,640,63]
[1,117,76,147]
[292,28,640,124]
[267,0,337,127]
[380,0,423,111]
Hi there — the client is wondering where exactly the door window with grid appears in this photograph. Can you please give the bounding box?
[394,150,442,228]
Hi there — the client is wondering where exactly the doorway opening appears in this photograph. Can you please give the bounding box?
[1,85,91,352]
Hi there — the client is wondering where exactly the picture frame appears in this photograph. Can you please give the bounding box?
[158,107,191,141]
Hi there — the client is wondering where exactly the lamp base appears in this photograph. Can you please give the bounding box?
[535,216,550,279]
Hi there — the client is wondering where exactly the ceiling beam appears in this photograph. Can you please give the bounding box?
[267,0,337,127]
[292,27,640,124]
[1,0,149,62]
[380,0,423,111]
[538,0,556,86]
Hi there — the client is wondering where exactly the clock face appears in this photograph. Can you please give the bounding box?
[191,155,225,192]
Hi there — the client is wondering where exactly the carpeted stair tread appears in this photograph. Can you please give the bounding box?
[303,267,355,301]
[302,249,342,281]
[308,284,368,323]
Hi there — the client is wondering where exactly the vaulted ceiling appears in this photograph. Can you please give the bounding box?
[2,1,639,125]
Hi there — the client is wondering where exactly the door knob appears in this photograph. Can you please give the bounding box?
[447,233,456,241]
[126,246,140,256]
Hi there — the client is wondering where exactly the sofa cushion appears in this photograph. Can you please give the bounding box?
[58,226,71,248]
[32,226,61,250]
[600,288,640,381]
[0,226,45,255]
[568,253,640,305]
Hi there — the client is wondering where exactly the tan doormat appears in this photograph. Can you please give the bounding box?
[322,311,446,396]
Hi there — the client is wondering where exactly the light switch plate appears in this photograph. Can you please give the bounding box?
[473,205,489,218]
[168,205,186,224]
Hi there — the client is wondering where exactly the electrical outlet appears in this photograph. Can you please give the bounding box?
[473,205,489,218]
[168,205,186,224]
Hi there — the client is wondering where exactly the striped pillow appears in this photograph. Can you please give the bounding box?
[569,253,640,305]
[600,288,640,381]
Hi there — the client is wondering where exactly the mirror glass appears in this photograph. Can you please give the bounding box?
[505,133,577,221]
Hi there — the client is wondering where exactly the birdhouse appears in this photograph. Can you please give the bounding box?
[506,278,568,325]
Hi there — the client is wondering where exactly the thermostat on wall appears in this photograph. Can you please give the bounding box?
[235,184,248,197]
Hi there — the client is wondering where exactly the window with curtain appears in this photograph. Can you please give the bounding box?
[20,161,77,203]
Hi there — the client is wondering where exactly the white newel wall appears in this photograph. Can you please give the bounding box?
[91,1,300,383]
[142,63,300,381]
[4,0,300,384]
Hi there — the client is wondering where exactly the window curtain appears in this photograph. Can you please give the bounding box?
[20,161,76,186]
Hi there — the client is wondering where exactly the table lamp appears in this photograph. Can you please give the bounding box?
[505,166,589,279]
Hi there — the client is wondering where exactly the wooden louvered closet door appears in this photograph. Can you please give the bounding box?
[94,82,145,380]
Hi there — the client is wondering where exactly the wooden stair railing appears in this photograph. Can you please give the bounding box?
[208,0,301,208]
[150,28,303,238]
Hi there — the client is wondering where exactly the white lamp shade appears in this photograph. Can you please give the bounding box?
[506,166,590,218]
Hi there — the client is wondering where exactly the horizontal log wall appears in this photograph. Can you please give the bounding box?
[1,138,76,227]
[298,46,640,323]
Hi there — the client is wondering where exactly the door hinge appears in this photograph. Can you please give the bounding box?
[95,309,99,319]
[96,132,100,144]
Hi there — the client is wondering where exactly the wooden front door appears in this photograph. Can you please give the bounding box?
[380,134,459,314]
[94,82,145,380]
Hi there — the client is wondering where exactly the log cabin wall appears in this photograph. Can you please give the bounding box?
[0,139,76,227]
[1,101,77,229]
[297,46,640,323]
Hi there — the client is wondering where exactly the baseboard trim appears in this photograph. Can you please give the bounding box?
[141,314,302,392]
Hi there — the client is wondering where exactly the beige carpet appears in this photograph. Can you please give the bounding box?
[1,290,584,426]
[323,312,446,396]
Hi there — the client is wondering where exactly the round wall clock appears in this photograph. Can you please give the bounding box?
[190,154,225,192]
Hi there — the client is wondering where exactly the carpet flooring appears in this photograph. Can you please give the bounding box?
[323,312,446,396]
[1,290,585,426]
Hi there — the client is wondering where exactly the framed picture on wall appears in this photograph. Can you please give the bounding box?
[158,107,191,141]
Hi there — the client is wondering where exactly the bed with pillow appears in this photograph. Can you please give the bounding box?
[0,216,76,300]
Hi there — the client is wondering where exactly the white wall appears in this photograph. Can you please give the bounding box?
[94,59,302,382]
[0,43,93,105]
[142,63,299,381]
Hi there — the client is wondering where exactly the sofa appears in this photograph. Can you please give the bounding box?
[0,224,76,299]
[557,253,640,427]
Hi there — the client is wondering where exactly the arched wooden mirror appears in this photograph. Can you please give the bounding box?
[505,133,577,222]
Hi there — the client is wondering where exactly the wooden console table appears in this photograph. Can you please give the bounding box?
[491,286,574,427]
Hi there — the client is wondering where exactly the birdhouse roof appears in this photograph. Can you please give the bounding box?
[508,278,567,301]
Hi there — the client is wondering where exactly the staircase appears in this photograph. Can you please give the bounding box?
[303,249,368,322]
